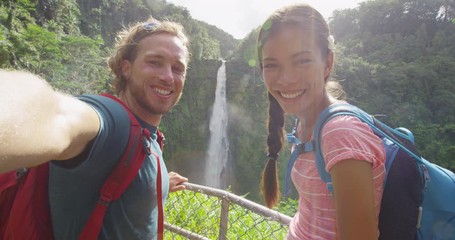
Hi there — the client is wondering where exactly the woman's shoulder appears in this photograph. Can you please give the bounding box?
[321,102,370,132]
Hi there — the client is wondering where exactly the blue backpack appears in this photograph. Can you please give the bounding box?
[285,103,455,240]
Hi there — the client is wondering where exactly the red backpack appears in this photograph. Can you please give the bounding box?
[0,94,165,240]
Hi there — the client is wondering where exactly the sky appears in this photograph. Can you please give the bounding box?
[166,0,368,39]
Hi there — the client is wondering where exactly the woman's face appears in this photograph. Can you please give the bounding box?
[261,25,333,117]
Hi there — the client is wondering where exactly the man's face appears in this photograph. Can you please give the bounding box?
[121,33,188,125]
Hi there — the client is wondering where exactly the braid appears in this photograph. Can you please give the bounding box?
[261,93,284,208]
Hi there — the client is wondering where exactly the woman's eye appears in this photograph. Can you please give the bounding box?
[263,63,277,69]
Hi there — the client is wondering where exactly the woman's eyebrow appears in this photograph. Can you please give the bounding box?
[292,50,312,58]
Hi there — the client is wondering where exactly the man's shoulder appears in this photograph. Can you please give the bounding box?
[76,94,131,155]
[78,94,119,108]
[49,94,131,170]
[78,94,129,120]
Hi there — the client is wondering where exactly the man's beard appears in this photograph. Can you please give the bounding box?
[136,91,182,116]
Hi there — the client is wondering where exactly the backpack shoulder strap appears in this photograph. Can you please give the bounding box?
[284,123,314,198]
[312,103,374,192]
[284,104,372,195]
[96,93,165,150]
[313,103,423,192]
[79,94,163,239]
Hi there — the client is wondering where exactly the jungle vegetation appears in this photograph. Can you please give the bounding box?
[1,0,454,203]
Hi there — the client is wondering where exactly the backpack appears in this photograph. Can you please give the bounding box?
[0,94,165,240]
[285,103,455,240]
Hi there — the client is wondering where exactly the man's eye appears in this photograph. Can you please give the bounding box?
[296,58,311,65]
[172,67,185,75]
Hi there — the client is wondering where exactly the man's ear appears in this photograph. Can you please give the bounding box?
[324,51,334,81]
[121,60,131,80]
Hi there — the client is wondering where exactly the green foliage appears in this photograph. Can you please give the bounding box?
[197,20,239,58]
[165,192,220,238]
[38,0,81,35]
[2,0,454,208]
[276,198,298,217]
[328,0,455,169]
[225,60,269,202]
[0,22,11,67]
[53,35,110,94]
[187,26,221,60]
[413,124,455,170]
[232,29,260,67]
[165,190,289,239]
[77,0,152,45]
[1,0,238,91]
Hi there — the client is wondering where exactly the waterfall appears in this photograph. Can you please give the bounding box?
[204,60,229,189]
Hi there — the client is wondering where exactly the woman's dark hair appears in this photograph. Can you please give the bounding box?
[260,93,284,208]
[257,3,333,208]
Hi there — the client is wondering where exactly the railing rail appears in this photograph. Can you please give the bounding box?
[164,222,209,240]
[164,182,292,239]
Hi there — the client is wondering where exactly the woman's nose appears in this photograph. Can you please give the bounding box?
[276,66,298,85]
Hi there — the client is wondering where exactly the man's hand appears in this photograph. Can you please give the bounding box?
[168,171,188,192]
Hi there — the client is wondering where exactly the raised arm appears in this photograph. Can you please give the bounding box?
[0,70,100,173]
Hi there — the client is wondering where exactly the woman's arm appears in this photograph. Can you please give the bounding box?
[331,159,378,240]
[0,70,100,173]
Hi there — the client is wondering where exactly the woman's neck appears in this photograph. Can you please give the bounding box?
[297,94,335,142]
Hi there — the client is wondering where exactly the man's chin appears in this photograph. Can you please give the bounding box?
[150,107,171,116]
[149,100,178,115]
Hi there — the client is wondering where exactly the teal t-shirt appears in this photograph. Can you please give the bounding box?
[49,95,169,240]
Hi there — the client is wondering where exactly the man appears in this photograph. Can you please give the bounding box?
[0,17,188,239]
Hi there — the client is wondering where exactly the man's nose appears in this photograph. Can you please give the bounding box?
[159,65,174,85]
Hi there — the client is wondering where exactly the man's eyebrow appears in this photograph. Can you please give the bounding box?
[144,53,187,68]
[143,53,164,59]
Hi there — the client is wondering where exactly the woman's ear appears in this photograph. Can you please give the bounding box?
[324,51,334,81]
[121,60,131,80]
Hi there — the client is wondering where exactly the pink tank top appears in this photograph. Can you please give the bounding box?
[286,115,386,240]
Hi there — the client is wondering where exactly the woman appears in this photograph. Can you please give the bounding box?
[257,3,386,240]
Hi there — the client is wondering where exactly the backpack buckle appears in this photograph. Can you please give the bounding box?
[421,164,430,190]
[98,194,112,207]
[141,128,152,155]
[16,168,28,179]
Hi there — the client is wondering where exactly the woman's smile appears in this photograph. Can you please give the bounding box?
[279,90,305,99]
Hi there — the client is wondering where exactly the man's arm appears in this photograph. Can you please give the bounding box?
[0,70,100,173]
